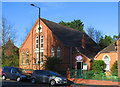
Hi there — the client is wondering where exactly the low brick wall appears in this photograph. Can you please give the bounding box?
[67,71,120,86]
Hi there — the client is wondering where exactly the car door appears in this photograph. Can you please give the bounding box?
[42,71,49,83]
[11,68,18,80]
[35,70,43,83]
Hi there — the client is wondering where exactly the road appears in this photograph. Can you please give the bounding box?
[0,79,119,87]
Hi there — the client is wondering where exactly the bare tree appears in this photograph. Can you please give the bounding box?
[87,27,102,44]
[87,27,95,41]
[1,18,16,57]
[95,30,102,44]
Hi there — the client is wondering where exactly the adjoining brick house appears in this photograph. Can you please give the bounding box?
[117,37,120,77]
[19,18,101,72]
[94,40,119,75]
[0,39,19,57]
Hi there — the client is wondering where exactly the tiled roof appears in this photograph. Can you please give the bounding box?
[41,18,101,59]
[100,42,116,53]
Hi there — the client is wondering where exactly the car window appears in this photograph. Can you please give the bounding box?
[49,71,61,77]
[17,68,27,74]
[3,67,11,72]
[35,70,43,75]
[42,71,50,76]
[11,68,18,73]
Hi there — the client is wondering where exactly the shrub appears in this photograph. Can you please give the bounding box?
[42,56,61,72]
[111,61,118,76]
[92,60,105,72]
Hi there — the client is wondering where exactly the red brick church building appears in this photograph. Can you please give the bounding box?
[19,18,101,72]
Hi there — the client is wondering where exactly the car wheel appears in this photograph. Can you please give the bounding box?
[50,80,56,86]
[31,78,36,84]
[2,75,6,80]
[16,77,21,82]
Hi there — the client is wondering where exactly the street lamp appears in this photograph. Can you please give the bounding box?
[30,4,41,70]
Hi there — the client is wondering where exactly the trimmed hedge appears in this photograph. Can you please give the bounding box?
[92,60,105,72]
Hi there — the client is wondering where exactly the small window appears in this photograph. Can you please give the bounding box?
[51,48,55,57]
[40,35,43,48]
[22,52,24,64]
[36,36,38,49]
[57,46,61,58]
[41,52,43,63]
[26,51,29,64]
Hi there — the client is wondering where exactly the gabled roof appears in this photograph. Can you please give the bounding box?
[99,42,116,53]
[41,18,101,59]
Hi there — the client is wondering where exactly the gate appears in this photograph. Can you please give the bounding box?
[70,69,83,78]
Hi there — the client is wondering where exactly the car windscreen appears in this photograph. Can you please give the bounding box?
[17,68,27,74]
[49,71,61,77]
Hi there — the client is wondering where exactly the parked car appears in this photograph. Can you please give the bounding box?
[2,66,31,82]
[31,70,67,86]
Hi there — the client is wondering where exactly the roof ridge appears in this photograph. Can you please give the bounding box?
[41,18,83,33]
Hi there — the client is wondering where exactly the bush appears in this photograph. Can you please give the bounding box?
[2,55,19,68]
[42,56,61,72]
[92,60,105,72]
[111,61,118,76]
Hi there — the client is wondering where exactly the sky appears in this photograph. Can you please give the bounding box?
[2,2,118,48]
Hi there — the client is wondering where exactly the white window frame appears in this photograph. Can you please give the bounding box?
[57,46,61,58]
[26,51,29,64]
[22,52,24,64]
[102,54,110,71]
[40,35,43,49]
[40,52,43,64]
[36,36,38,49]
[35,52,38,64]
[51,48,55,57]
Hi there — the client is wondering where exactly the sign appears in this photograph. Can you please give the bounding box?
[76,56,82,61]
[83,63,87,70]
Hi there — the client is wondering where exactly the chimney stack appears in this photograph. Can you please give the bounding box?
[82,34,85,48]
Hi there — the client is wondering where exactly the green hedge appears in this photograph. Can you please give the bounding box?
[92,60,105,72]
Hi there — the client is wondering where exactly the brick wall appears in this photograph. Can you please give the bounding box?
[19,18,71,71]
[117,38,120,77]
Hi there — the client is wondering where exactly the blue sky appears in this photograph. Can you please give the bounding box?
[2,2,118,48]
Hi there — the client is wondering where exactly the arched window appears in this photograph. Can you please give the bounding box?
[35,52,38,64]
[57,46,61,58]
[26,51,29,64]
[103,55,110,71]
[41,52,43,63]
[51,48,54,57]
[40,35,43,48]
[36,36,38,49]
[22,52,24,64]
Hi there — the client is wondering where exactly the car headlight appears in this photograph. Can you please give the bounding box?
[55,77,62,81]
[21,75,26,78]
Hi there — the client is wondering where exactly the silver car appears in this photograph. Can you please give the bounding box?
[31,70,67,86]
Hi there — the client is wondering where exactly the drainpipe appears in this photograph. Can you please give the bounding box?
[70,47,72,70]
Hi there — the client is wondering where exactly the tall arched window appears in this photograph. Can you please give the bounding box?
[26,51,29,64]
[40,35,43,48]
[57,46,61,58]
[103,55,110,71]
[35,53,38,64]
[36,36,38,49]
[51,48,54,57]
[22,52,24,64]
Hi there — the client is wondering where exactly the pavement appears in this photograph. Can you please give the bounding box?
[0,78,119,87]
